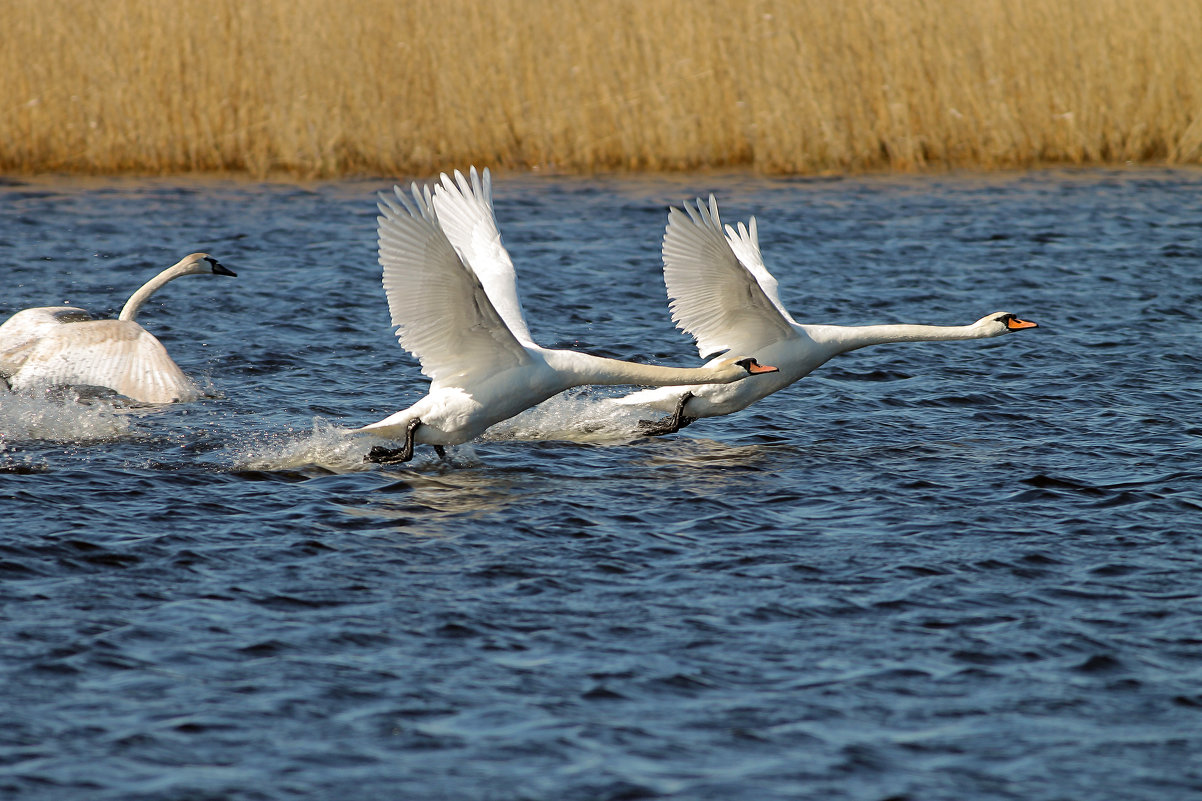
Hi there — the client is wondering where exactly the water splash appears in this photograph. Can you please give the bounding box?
[227,417,485,473]
[483,389,646,444]
[0,388,133,448]
[229,418,373,473]
[225,392,644,474]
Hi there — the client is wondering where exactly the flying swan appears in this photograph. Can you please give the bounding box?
[0,253,236,403]
[613,195,1038,435]
[355,167,778,463]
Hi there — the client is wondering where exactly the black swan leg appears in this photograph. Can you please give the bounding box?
[637,392,696,437]
[366,418,421,464]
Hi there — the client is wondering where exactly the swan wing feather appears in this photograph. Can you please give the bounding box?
[723,216,799,326]
[0,307,94,375]
[9,320,199,402]
[430,167,536,346]
[663,195,798,359]
[377,183,530,387]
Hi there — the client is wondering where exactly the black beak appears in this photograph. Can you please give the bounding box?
[207,257,236,277]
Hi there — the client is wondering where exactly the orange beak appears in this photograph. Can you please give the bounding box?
[1006,317,1038,330]
[749,362,780,374]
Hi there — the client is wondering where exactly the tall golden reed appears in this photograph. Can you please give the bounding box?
[4,0,1202,177]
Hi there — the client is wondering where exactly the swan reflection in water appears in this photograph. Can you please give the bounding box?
[338,435,787,533]
[340,466,529,525]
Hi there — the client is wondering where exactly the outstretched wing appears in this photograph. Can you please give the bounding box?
[430,166,535,346]
[662,195,799,360]
[9,320,200,403]
[723,215,799,327]
[0,306,94,376]
[377,182,530,387]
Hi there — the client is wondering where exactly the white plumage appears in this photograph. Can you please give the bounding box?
[614,195,1038,433]
[355,167,778,463]
[0,253,235,403]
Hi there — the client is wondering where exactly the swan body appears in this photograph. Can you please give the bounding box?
[0,253,235,403]
[614,196,1038,429]
[355,168,777,461]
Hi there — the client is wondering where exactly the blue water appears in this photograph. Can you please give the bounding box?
[2,168,1201,800]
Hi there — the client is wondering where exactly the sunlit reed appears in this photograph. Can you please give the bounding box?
[4,0,1202,177]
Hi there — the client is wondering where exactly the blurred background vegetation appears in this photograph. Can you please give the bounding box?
[4,0,1202,177]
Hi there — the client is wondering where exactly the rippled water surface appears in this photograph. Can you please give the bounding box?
[2,169,1201,800]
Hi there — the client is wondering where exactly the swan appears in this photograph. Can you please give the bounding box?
[613,195,1039,435]
[0,253,236,403]
[355,167,779,463]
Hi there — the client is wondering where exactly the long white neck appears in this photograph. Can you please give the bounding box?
[118,265,189,321]
[812,322,996,355]
[549,350,745,387]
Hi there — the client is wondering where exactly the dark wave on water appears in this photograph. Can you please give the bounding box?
[2,169,1201,800]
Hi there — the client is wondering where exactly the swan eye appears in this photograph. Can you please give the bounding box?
[735,358,757,370]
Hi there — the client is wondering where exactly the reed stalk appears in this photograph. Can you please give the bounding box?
[4,0,1201,177]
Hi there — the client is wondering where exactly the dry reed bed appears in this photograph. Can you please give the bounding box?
[4,0,1202,176]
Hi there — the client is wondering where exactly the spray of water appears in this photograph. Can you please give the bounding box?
[483,389,646,444]
[0,388,134,446]
[224,391,650,473]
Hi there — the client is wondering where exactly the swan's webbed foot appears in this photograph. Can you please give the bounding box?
[366,445,412,464]
[637,392,696,437]
[365,418,421,464]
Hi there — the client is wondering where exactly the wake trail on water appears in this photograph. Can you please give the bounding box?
[229,419,376,474]
[482,390,647,444]
[0,389,134,450]
[226,392,651,473]
[1,382,666,475]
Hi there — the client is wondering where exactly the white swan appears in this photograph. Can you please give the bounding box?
[613,196,1039,434]
[0,253,236,403]
[355,168,778,463]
